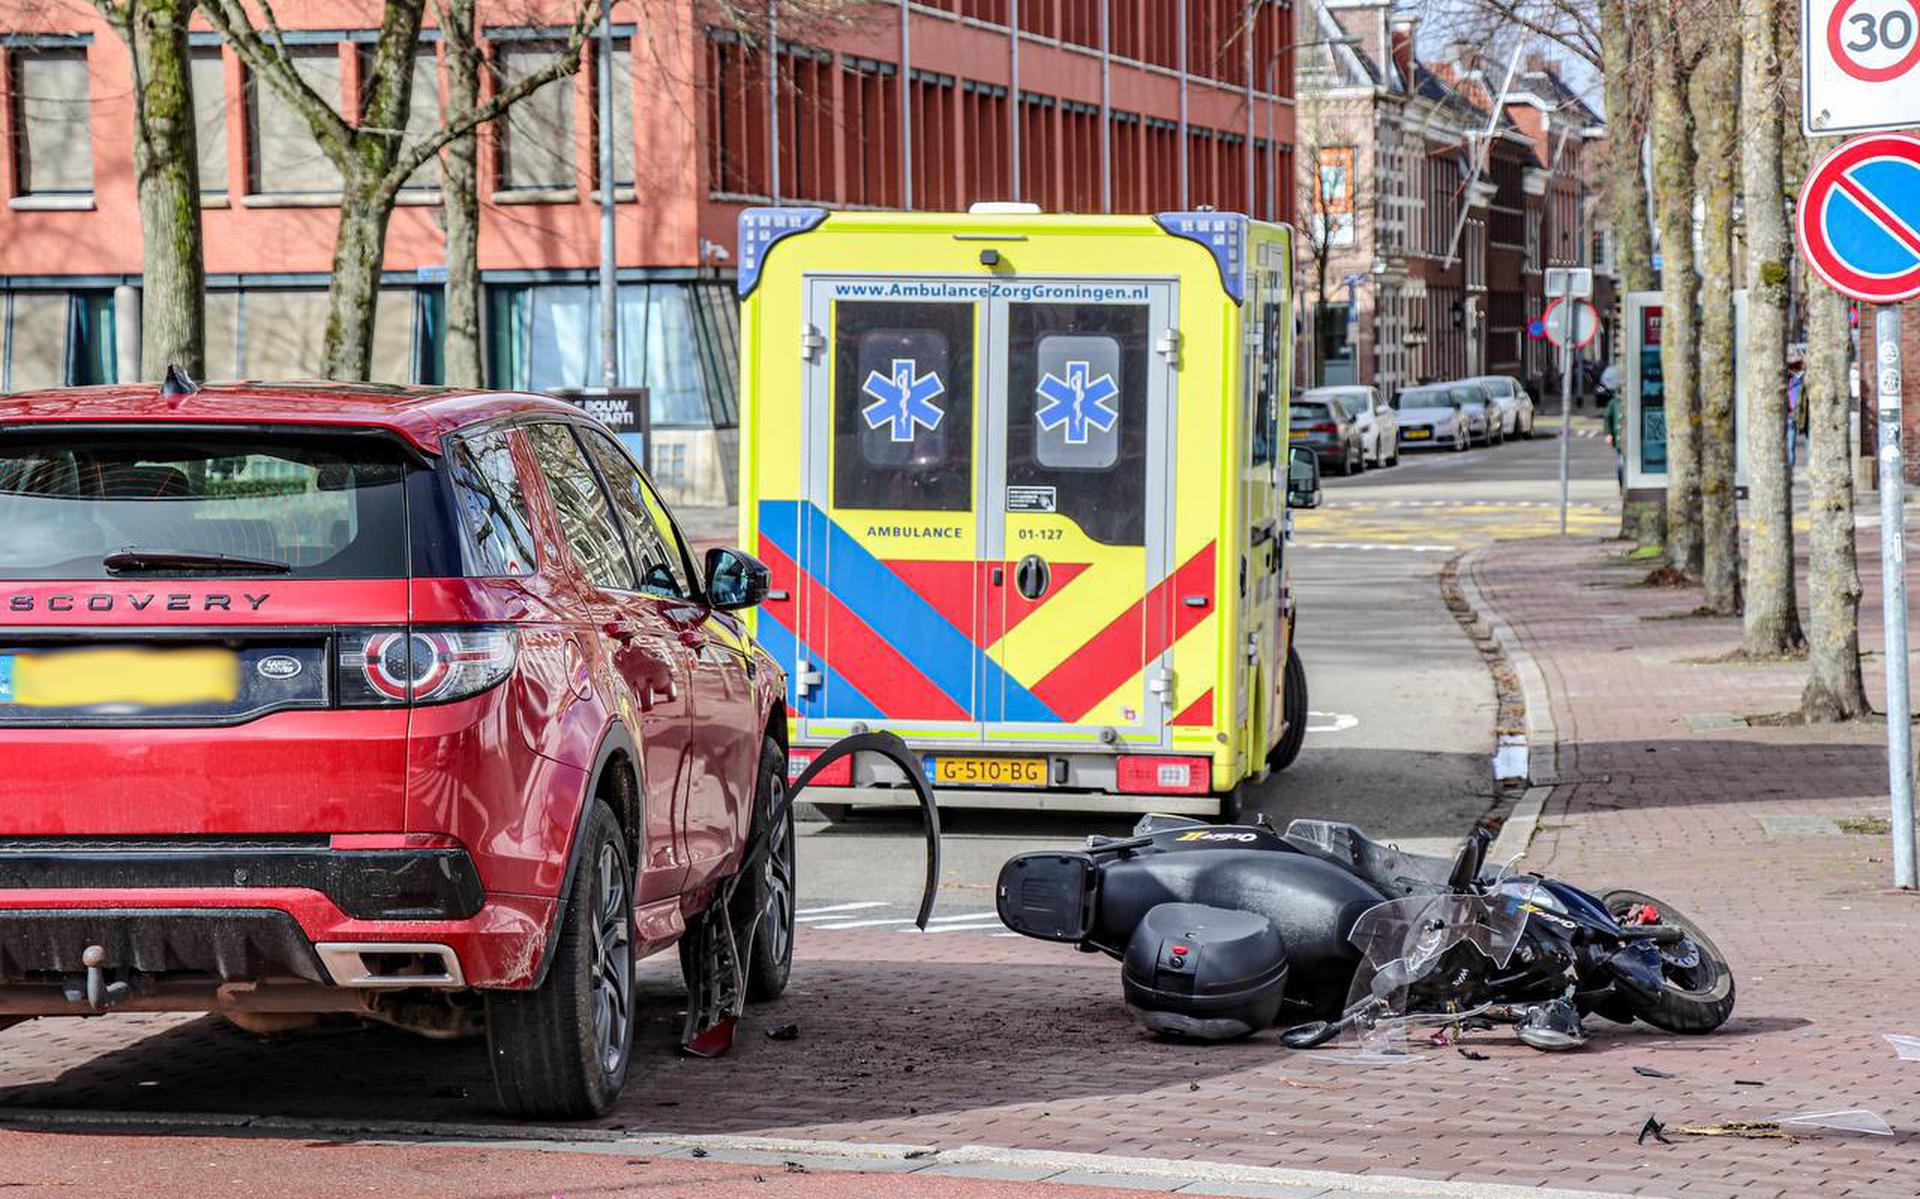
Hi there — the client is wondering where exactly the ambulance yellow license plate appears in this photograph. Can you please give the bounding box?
[0,646,239,709]
[929,755,1047,787]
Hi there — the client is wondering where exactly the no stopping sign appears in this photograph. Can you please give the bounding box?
[1796,133,1920,302]
[1804,0,1920,133]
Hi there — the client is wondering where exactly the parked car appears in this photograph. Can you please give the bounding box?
[1465,375,1536,438]
[1391,385,1472,451]
[1289,396,1366,475]
[1303,385,1399,468]
[1447,381,1503,446]
[0,380,793,1120]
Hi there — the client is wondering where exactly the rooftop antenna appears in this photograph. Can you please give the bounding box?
[160,364,199,400]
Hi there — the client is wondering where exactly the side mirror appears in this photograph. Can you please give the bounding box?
[704,546,770,611]
[1286,445,1322,510]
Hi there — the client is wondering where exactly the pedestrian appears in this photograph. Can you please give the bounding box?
[1603,385,1625,492]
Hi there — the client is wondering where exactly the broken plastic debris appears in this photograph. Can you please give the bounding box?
[1637,1115,1671,1145]
[1884,1034,1920,1061]
[1772,1108,1893,1136]
[1634,1065,1677,1079]
[765,1022,800,1041]
[1676,1121,1793,1142]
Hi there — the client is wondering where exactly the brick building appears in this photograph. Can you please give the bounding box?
[0,0,1295,503]
[1294,0,1602,395]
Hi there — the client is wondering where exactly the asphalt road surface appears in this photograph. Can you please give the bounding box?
[795,413,1620,919]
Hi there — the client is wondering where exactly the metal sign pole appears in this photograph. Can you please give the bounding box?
[1878,305,1915,889]
[1560,330,1573,535]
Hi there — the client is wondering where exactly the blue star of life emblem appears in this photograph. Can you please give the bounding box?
[861,357,946,442]
[1034,360,1120,445]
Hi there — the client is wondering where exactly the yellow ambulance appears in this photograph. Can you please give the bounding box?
[735,204,1319,817]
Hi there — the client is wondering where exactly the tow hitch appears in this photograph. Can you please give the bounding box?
[678,730,942,1057]
[66,944,133,1012]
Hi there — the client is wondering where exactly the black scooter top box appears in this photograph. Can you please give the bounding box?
[1121,902,1288,1041]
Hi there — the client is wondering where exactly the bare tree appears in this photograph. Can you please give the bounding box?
[202,0,601,381]
[1648,0,1702,578]
[1293,92,1372,388]
[90,0,204,378]
[1693,9,1740,612]
[1739,0,1804,655]
[437,0,483,387]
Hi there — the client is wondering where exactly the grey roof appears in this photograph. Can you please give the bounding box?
[1515,68,1603,126]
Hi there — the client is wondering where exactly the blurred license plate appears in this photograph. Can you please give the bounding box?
[930,756,1047,786]
[0,647,239,709]
[1404,428,1432,440]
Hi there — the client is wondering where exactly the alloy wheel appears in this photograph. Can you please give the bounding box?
[588,842,632,1077]
[762,776,795,967]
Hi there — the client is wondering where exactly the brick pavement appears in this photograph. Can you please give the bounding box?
[2,533,1916,1196]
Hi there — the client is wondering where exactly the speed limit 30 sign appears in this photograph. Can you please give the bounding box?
[1804,0,1920,134]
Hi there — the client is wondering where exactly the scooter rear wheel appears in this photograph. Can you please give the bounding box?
[1598,888,1735,1034]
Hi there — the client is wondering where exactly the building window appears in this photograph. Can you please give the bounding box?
[777,45,833,202]
[841,59,898,207]
[706,32,766,198]
[910,70,958,211]
[359,46,441,191]
[591,39,634,191]
[9,48,94,197]
[191,49,229,196]
[1,291,114,391]
[486,282,733,428]
[248,44,344,196]
[495,40,575,193]
[962,81,1009,203]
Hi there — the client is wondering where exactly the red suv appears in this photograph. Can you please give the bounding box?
[0,381,793,1118]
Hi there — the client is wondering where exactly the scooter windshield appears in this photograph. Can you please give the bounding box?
[1332,886,1535,1061]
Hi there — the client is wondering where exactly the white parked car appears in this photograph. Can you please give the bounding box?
[1302,385,1399,469]
[1391,385,1472,451]
[1464,374,1536,438]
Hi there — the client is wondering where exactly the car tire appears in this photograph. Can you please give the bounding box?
[1266,644,1309,773]
[486,799,633,1120]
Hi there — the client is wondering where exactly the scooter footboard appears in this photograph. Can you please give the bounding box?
[997,852,1097,941]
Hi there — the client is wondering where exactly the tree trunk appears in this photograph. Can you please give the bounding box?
[1600,0,1654,294]
[124,0,205,379]
[321,175,397,380]
[1694,23,1740,613]
[1740,0,1804,655]
[441,0,484,388]
[1799,150,1867,719]
[1650,2,1702,578]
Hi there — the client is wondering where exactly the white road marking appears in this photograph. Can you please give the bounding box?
[926,911,1002,923]
[795,901,888,917]
[898,920,1006,934]
[810,916,922,929]
[1306,710,1359,733]
[1296,541,1457,553]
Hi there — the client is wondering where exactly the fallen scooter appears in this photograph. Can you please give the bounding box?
[996,814,1733,1052]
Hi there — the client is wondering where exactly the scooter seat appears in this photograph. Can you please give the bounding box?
[1280,819,1457,899]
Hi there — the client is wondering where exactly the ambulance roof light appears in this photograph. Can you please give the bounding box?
[969,201,1043,214]
[737,206,828,298]
[1154,211,1249,304]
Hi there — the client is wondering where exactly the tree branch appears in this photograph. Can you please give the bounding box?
[376,0,603,198]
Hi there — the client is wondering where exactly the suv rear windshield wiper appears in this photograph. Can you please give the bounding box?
[101,548,293,575]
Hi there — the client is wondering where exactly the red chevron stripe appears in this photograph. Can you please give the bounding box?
[1172,688,1215,726]
[885,559,1093,647]
[1031,542,1217,722]
[756,539,968,721]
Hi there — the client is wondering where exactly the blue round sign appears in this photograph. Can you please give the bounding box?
[1797,133,1920,304]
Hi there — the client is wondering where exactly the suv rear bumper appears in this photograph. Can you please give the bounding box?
[0,884,553,1015]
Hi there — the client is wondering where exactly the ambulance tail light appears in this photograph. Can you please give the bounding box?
[1117,755,1212,796]
[790,747,853,787]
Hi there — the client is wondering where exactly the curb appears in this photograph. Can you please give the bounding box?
[1454,545,1559,867]
[0,1107,1663,1199]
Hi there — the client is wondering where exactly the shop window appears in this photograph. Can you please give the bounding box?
[9,48,93,196]
[0,291,114,391]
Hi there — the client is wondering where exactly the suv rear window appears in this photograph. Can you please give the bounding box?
[0,431,408,580]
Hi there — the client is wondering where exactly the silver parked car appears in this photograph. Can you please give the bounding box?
[1392,385,1471,451]
[1446,381,1502,446]
[1465,374,1536,438]
[1302,385,1399,468]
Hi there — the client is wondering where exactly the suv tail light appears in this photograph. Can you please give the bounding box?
[1116,755,1212,795]
[338,626,516,707]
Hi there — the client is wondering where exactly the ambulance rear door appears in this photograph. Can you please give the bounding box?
[982,280,1182,749]
[789,279,992,744]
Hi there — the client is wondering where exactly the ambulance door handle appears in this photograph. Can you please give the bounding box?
[1015,555,1050,601]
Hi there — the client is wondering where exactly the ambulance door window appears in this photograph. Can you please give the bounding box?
[832,301,975,512]
[1006,303,1150,546]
